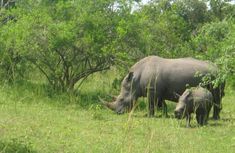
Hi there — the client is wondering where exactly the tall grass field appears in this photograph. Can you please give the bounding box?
[0,71,234,153]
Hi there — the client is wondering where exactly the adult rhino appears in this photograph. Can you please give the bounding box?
[103,56,225,119]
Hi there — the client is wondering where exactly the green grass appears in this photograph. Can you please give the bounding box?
[0,73,235,153]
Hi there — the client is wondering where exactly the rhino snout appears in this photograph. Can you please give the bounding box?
[115,105,125,114]
[174,110,183,119]
[116,110,124,114]
[175,109,184,119]
[116,107,124,114]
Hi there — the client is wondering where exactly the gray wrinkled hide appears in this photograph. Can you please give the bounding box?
[105,56,224,119]
[174,87,213,127]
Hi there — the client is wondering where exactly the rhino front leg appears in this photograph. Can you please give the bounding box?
[186,114,191,128]
[148,89,155,117]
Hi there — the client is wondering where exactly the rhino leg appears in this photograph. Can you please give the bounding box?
[186,114,191,128]
[156,98,168,117]
[205,112,210,125]
[213,108,220,120]
[213,99,221,120]
[148,89,155,117]
[162,100,168,117]
[212,87,222,120]
[205,104,212,124]
[196,115,203,126]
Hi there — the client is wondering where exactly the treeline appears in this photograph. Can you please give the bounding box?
[0,0,234,92]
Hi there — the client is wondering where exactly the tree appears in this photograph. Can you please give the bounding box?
[0,0,140,91]
[135,0,192,57]
[0,0,234,92]
[209,0,235,20]
[173,0,210,31]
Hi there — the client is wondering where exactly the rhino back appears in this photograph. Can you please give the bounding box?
[192,87,213,103]
[130,56,217,101]
[130,56,165,96]
[161,58,216,101]
[192,88,213,118]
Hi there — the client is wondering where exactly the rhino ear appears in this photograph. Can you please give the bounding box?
[127,72,134,81]
[187,90,192,96]
[183,89,191,98]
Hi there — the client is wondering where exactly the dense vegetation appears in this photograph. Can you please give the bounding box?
[0,0,234,91]
[0,0,235,152]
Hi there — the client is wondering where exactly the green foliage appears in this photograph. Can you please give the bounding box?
[0,1,235,152]
[0,0,139,91]
[0,0,235,92]
[138,1,178,55]
[192,20,235,86]
[0,0,16,10]
[173,0,209,30]
[0,9,31,82]
[192,21,230,57]
[135,0,211,57]
[0,139,36,153]
[209,0,235,20]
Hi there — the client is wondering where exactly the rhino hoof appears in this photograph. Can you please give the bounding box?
[212,115,220,120]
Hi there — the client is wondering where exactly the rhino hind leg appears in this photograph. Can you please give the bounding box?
[196,113,209,126]
[213,103,221,120]
[196,108,208,126]
[212,85,224,120]
[196,115,203,126]
[162,100,168,117]
[212,90,221,120]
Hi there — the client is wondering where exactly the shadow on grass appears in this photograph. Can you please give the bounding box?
[0,139,36,153]
[0,80,112,108]
[208,122,224,127]
[221,117,235,122]
[207,117,235,127]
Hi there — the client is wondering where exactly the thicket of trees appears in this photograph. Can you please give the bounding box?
[0,0,234,92]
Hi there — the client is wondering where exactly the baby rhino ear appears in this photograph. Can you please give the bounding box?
[127,72,134,81]
[183,89,191,97]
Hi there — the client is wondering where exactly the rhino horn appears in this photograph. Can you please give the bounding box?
[98,96,116,111]
[105,102,117,111]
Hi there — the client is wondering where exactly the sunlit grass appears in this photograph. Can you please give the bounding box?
[0,71,234,153]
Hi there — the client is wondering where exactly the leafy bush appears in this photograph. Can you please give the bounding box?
[0,0,140,91]
[0,0,234,93]
[192,20,235,87]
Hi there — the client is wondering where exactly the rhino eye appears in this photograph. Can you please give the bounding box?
[120,98,124,101]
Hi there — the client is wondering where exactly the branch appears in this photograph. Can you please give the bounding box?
[75,75,89,89]
[54,48,70,83]
[26,57,53,86]
[72,66,110,86]
[1,0,15,8]
[1,0,3,8]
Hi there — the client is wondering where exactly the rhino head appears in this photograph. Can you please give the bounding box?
[102,72,135,114]
[174,89,191,119]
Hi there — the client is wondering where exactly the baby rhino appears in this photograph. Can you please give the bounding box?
[174,87,213,127]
